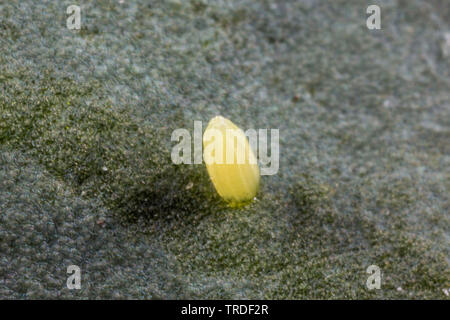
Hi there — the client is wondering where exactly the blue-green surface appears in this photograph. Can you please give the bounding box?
[0,0,449,299]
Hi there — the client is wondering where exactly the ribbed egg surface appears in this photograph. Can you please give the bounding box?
[203,116,260,206]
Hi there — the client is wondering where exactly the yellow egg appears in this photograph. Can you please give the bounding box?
[203,116,260,206]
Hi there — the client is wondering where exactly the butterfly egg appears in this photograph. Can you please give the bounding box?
[203,116,260,207]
